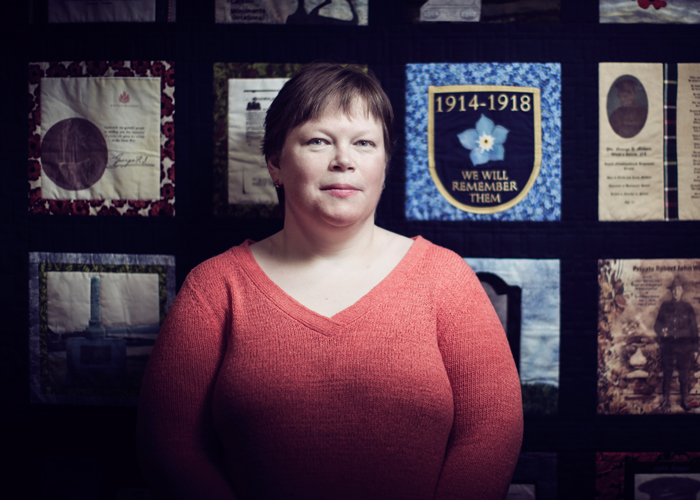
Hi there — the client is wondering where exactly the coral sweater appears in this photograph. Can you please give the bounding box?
[137,236,523,500]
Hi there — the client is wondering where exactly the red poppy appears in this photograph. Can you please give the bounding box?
[132,61,151,75]
[28,65,44,85]
[151,62,165,77]
[637,0,667,9]
[28,118,37,135]
[114,68,135,77]
[71,200,90,215]
[162,138,175,161]
[124,208,142,216]
[48,199,72,215]
[148,200,174,216]
[161,94,174,117]
[28,134,41,158]
[46,63,68,77]
[97,205,121,216]
[68,62,83,76]
[109,61,125,69]
[163,67,175,87]
[28,160,41,181]
[31,204,49,215]
[29,187,42,205]
[167,166,175,182]
[162,121,175,138]
[86,61,108,77]
[161,183,175,199]
[89,199,105,207]
[112,199,127,208]
[129,200,150,209]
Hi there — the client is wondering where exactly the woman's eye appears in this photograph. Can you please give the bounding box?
[356,140,375,147]
[307,138,326,146]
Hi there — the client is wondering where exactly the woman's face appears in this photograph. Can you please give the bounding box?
[268,101,386,231]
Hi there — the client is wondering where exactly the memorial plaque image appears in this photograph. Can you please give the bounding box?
[597,259,700,415]
[28,252,175,405]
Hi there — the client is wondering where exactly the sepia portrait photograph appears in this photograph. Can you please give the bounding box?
[598,259,700,414]
[606,75,648,139]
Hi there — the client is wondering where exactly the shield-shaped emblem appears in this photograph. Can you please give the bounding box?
[428,85,542,214]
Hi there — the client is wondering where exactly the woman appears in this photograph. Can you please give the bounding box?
[137,63,523,499]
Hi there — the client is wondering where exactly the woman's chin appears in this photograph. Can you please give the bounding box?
[313,206,375,229]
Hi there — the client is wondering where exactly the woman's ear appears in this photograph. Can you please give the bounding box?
[267,156,281,184]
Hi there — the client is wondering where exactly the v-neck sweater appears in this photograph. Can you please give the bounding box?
[138,236,523,500]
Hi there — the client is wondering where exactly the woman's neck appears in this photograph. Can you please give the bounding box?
[269,214,382,264]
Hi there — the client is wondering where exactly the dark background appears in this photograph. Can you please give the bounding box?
[2,1,699,498]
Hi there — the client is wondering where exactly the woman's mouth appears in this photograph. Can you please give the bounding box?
[321,184,360,198]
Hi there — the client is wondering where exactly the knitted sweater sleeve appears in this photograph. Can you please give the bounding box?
[432,252,524,500]
[137,263,238,500]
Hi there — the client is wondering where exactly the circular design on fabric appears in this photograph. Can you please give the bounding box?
[41,118,108,191]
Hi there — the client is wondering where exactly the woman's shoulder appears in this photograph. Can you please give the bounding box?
[184,240,255,292]
[410,236,472,270]
[402,236,478,289]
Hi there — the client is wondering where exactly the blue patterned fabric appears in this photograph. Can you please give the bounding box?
[405,63,561,221]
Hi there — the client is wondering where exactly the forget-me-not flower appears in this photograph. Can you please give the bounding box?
[457,114,509,167]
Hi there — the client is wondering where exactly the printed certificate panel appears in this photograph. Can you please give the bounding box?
[215,0,368,25]
[508,452,558,500]
[599,63,700,221]
[29,252,175,406]
[597,259,700,415]
[600,0,700,24]
[596,452,700,500]
[47,0,176,22]
[228,78,289,206]
[676,64,700,220]
[28,61,175,216]
[465,258,560,415]
[406,0,560,23]
[406,63,561,221]
[599,63,664,221]
[213,63,300,217]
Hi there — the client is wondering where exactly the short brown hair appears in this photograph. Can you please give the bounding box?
[262,63,394,164]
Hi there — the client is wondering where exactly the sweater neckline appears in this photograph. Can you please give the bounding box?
[236,235,427,335]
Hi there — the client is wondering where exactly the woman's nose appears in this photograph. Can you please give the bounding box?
[330,144,355,171]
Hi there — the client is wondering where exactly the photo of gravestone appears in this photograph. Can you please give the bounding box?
[465,258,560,415]
[29,252,175,406]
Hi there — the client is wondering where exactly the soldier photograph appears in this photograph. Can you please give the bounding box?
[607,76,648,139]
[654,276,699,412]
